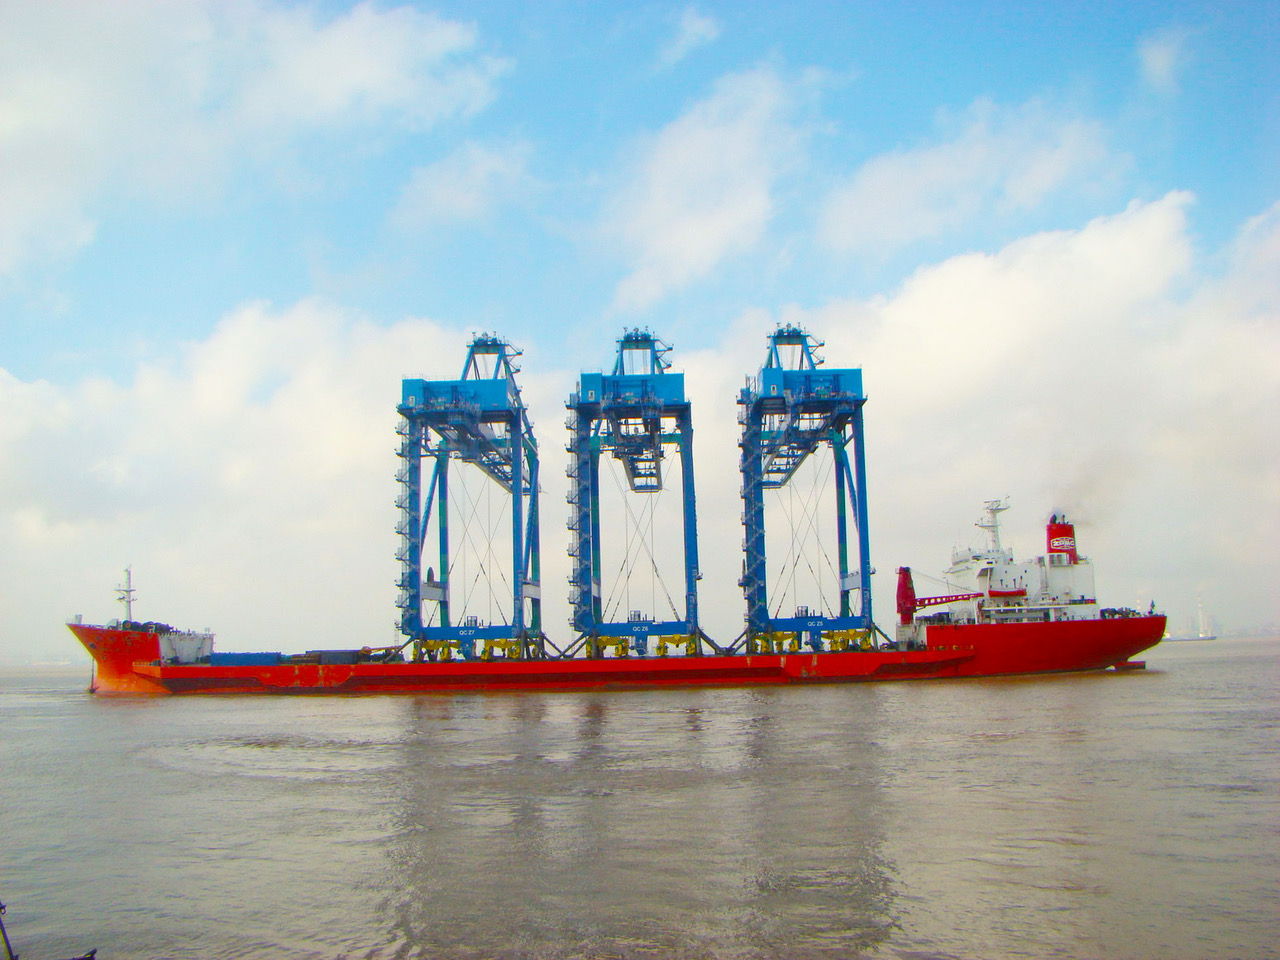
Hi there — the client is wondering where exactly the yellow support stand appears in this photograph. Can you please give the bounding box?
[825,629,873,651]
[589,636,629,658]
[747,631,792,654]
[654,634,699,657]
[480,638,524,660]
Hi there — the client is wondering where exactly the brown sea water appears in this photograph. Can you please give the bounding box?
[2,637,1276,960]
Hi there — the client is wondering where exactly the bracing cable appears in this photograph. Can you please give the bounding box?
[447,463,513,626]
[769,452,838,618]
[600,456,681,624]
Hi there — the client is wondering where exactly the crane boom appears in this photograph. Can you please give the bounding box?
[896,566,982,624]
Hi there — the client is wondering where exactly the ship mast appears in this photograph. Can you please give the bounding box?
[116,567,135,621]
[976,498,1010,554]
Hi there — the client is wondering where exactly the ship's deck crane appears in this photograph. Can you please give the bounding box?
[395,335,544,661]
[895,566,984,625]
[737,325,873,653]
[566,330,712,657]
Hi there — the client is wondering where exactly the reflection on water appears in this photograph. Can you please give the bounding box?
[0,638,1277,960]
[378,691,895,958]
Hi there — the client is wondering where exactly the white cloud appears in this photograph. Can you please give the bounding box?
[233,2,499,132]
[0,300,469,657]
[780,193,1278,636]
[0,0,506,275]
[1138,27,1189,95]
[657,7,722,69]
[604,66,799,313]
[819,98,1115,256]
[554,193,1277,642]
[4,197,1277,663]
[391,141,534,229]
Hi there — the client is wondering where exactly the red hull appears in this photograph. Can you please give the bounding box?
[921,616,1165,677]
[70,623,169,694]
[68,617,1165,696]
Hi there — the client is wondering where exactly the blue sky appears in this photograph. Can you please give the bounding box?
[2,1,1277,659]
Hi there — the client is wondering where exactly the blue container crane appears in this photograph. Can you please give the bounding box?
[737,325,873,653]
[566,330,713,658]
[396,335,544,661]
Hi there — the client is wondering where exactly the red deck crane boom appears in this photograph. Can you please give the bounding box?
[896,566,983,625]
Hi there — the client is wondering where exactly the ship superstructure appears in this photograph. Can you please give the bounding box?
[914,500,1101,629]
[894,500,1151,653]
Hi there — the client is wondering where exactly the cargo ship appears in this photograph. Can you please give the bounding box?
[68,504,1164,695]
[67,330,1163,694]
